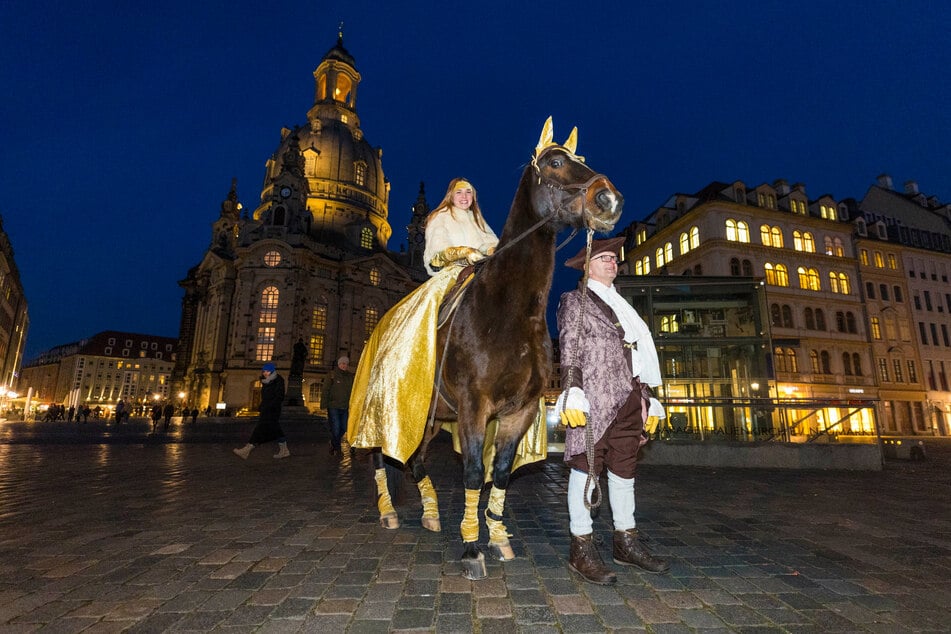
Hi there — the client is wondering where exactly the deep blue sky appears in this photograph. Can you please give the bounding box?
[2,1,949,360]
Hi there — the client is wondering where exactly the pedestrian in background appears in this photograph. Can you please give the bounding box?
[162,402,174,430]
[150,404,162,431]
[114,399,125,426]
[323,356,355,456]
[190,407,199,425]
[233,363,290,460]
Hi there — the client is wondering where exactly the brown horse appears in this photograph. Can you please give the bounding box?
[372,118,622,579]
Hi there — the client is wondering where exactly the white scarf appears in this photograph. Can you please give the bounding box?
[586,279,662,387]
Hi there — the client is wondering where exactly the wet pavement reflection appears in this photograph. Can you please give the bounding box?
[0,418,949,631]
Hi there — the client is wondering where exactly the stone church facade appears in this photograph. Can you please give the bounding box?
[172,35,430,413]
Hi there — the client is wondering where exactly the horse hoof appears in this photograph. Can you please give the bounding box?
[380,513,400,529]
[461,551,487,580]
[488,541,515,561]
[421,517,441,532]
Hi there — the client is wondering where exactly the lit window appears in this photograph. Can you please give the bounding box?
[873,251,885,268]
[660,314,679,333]
[365,307,379,338]
[680,232,689,255]
[820,204,836,220]
[255,327,275,362]
[259,287,279,323]
[860,249,869,266]
[264,250,281,267]
[361,227,373,249]
[370,267,380,286]
[765,263,788,287]
[689,226,699,249]
[760,225,783,248]
[311,305,327,330]
[655,247,665,268]
[829,272,851,295]
[355,162,367,186]
[887,253,898,269]
[664,242,673,262]
[255,286,279,361]
[726,219,749,242]
[309,334,324,364]
[810,350,820,373]
[870,317,882,340]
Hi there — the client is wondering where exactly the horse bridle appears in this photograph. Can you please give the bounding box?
[487,146,611,260]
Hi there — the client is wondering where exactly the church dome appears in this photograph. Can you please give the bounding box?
[252,34,392,250]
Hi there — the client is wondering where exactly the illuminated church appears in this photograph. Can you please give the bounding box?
[172,34,429,412]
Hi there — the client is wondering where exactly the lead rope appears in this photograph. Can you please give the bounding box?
[559,229,601,511]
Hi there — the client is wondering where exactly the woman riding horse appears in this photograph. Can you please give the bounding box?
[350,118,623,579]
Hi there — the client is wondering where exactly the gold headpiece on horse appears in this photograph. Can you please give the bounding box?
[534,116,578,158]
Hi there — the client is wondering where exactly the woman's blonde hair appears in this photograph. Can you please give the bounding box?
[424,177,490,232]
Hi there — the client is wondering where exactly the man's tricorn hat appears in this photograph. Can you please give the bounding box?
[564,236,625,270]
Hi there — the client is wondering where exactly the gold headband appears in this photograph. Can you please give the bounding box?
[453,180,473,191]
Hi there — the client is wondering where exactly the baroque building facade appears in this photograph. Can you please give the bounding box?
[619,175,951,439]
[0,214,28,400]
[172,35,428,413]
[18,331,178,418]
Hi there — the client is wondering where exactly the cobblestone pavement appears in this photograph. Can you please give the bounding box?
[0,418,949,633]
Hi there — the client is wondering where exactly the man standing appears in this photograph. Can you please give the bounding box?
[322,356,354,456]
[233,363,290,460]
[556,237,669,585]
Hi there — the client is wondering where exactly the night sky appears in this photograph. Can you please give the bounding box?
[2,1,949,360]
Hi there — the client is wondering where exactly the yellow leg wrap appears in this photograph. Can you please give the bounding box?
[460,488,481,543]
[485,485,512,544]
[375,468,396,517]
[417,476,439,520]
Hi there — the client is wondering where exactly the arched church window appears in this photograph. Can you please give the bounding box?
[317,75,327,100]
[264,251,281,267]
[334,75,353,105]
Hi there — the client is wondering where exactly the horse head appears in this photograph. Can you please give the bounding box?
[529,116,623,233]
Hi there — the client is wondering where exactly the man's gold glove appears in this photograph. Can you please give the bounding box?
[430,246,482,269]
[560,409,587,428]
[555,387,590,429]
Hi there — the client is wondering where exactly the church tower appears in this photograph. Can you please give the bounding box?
[172,34,426,414]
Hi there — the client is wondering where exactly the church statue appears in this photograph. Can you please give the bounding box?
[291,337,307,377]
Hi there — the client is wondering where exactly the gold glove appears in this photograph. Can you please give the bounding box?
[560,409,587,428]
[430,246,481,269]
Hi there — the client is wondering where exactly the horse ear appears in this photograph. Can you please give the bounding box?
[536,116,554,155]
[563,127,578,154]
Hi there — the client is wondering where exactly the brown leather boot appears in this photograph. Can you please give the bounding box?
[569,534,617,585]
[613,528,670,573]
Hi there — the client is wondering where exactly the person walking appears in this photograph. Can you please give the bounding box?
[233,363,289,460]
[323,356,355,456]
[150,404,162,431]
[114,399,125,426]
[162,402,175,431]
[556,237,670,585]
